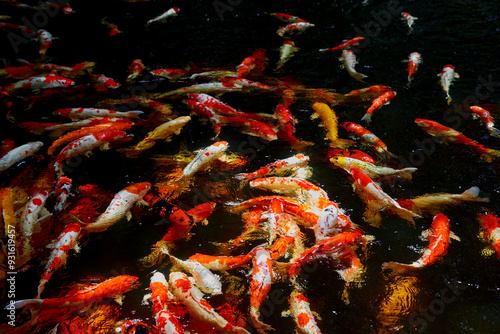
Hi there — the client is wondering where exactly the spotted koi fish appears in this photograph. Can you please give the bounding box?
[0,141,43,173]
[276,40,299,71]
[319,36,365,52]
[234,154,310,181]
[249,246,274,331]
[401,12,418,34]
[361,90,396,123]
[331,156,417,181]
[149,272,184,334]
[150,68,190,81]
[404,52,422,85]
[477,211,500,258]
[341,122,398,160]
[168,253,222,295]
[469,106,500,138]
[284,290,322,334]
[53,107,143,120]
[2,75,75,93]
[53,176,72,211]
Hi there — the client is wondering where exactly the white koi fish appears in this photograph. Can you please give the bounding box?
[0,141,43,173]
[146,7,179,25]
[53,107,143,120]
[276,40,299,71]
[340,50,367,82]
[438,64,459,104]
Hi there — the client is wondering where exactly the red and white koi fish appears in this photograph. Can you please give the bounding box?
[183,99,222,137]
[0,141,43,173]
[175,141,229,186]
[325,148,375,164]
[477,211,500,258]
[84,182,151,233]
[344,85,392,101]
[97,96,173,116]
[234,154,310,181]
[319,36,365,52]
[149,272,184,334]
[276,40,299,70]
[0,61,93,79]
[361,90,396,123]
[188,251,253,271]
[90,73,120,89]
[146,7,179,25]
[218,115,278,141]
[36,29,54,57]
[235,48,267,78]
[168,253,222,295]
[341,122,397,159]
[275,103,313,149]
[415,118,500,162]
[9,275,139,309]
[168,271,250,333]
[396,186,489,216]
[349,167,421,226]
[101,18,122,36]
[220,77,276,91]
[36,223,82,299]
[469,106,500,138]
[270,13,307,23]
[277,22,315,38]
[0,21,33,35]
[53,176,72,211]
[339,50,367,82]
[382,213,459,274]
[53,107,143,120]
[437,65,459,103]
[20,117,127,137]
[404,52,422,85]
[249,246,274,331]
[127,59,145,83]
[2,75,75,93]
[283,290,322,334]
[153,81,244,99]
[53,130,128,173]
[150,68,190,81]
[47,119,133,155]
[401,12,418,34]
[331,156,417,181]
[270,214,305,260]
[21,189,51,240]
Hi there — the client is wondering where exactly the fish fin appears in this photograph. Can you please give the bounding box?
[450,231,461,242]
[281,310,291,317]
[381,261,417,274]
[481,149,500,163]
[398,167,418,181]
[126,110,144,118]
[454,73,460,78]
[459,186,489,202]
[420,229,431,240]
[351,72,368,82]
[7,298,43,309]
[489,126,500,139]
[361,113,372,123]
[125,211,132,221]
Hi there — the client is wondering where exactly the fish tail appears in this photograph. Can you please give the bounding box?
[36,279,48,299]
[481,149,500,163]
[7,298,43,309]
[460,186,489,202]
[398,167,418,181]
[381,261,417,274]
[392,205,420,226]
[138,241,172,269]
[290,139,314,152]
[126,110,144,118]
[489,126,500,139]
[360,112,372,123]
[352,72,368,82]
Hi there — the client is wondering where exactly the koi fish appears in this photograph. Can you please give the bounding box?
[36,29,54,57]
[0,61,93,79]
[249,246,274,331]
[9,275,139,309]
[319,36,365,52]
[152,81,244,99]
[341,122,398,160]
[127,59,145,83]
[339,50,367,82]
[83,182,151,233]
[149,272,184,334]
[344,85,392,102]
[414,118,500,162]
[0,141,43,173]
[220,77,275,91]
[349,167,421,226]
[404,52,422,85]
[477,211,500,258]
[184,99,222,137]
[20,117,127,137]
[283,290,322,334]
[168,271,250,333]
[331,156,417,181]
[2,75,75,93]
[168,253,222,295]
[36,223,82,299]
[47,119,133,155]
[146,7,179,25]
[324,148,375,164]
[96,97,173,116]
[150,68,190,81]
[90,73,120,89]
[276,40,299,71]
[437,65,459,104]
[277,22,315,38]
[53,130,128,174]
[190,69,237,80]
[188,251,253,271]
[218,115,278,141]
[382,213,459,274]
[53,176,72,211]
[396,186,489,216]
[361,90,396,123]
[469,106,500,138]
[401,12,418,34]
[175,141,228,186]
[53,107,143,120]
[270,13,307,23]
[21,189,51,240]
[101,18,122,36]
[234,154,310,181]
[311,102,353,148]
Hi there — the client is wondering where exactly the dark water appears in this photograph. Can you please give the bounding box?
[1,0,500,333]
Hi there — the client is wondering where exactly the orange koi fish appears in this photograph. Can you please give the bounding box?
[339,50,367,82]
[149,272,184,334]
[236,48,267,78]
[477,211,500,258]
[19,117,127,137]
[0,141,43,173]
[188,251,253,271]
[36,223,82,299]
[382,213,459,274]
[83,182,151,233]
[284,290,322,334]
[168,271,250,333]
[401,12,418,34]
[234,154,310,181]
[361,90,396,123]
[349,167,421,226]
[341,122,397,159]
[415,118,500,162]
[396,186,489,216]
[404,52,422,85]
[270,13,307,23]
[469,106,500,138]
[249,246,274,331]
[53,107,143,120]
[9,275,139,309]
[319,36,365,52]
[437,65,459,104]
[270,214,304,260]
